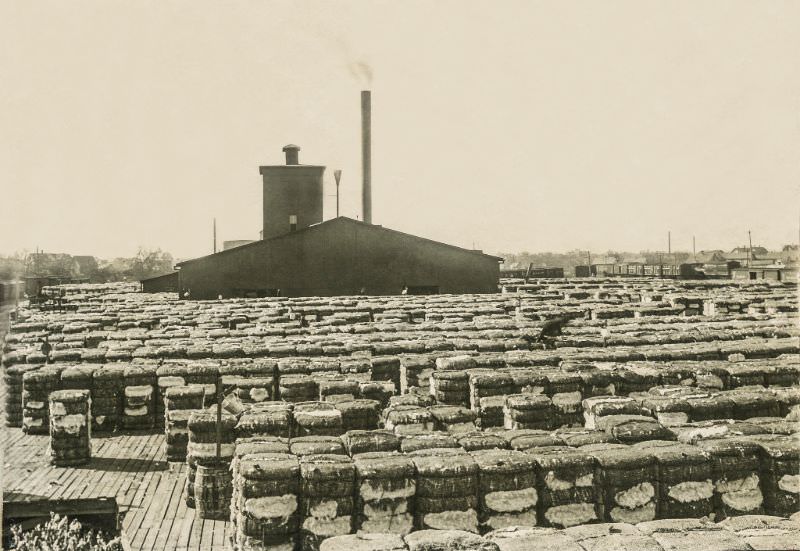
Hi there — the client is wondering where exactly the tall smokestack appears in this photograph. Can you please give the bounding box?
[361,90,372,224]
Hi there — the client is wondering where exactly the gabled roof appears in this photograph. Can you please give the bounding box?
[140,271,179,283]
[176,217,503,267]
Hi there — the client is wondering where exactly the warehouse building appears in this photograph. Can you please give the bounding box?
[174,133,501,298]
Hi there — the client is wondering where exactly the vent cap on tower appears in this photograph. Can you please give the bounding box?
[282,144,300,165]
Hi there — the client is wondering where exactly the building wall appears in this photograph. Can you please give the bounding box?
[141,272,179,293]
[178,219,500,299]
[260,165,325,240]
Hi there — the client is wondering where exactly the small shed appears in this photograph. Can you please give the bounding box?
[140,272,179,293]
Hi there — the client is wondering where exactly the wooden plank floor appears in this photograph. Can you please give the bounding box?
[3,429,234,551]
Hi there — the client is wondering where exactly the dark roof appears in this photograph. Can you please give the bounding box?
[176,217,503,267]
[140,271,179,283]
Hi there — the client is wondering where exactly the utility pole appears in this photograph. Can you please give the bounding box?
[334,170,342,218]
[213,218,217,254]
[668,231,671,255]
[693,235,696,262]
[748,230,753,267]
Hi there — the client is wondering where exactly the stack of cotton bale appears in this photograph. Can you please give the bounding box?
[430,356,476,407]
[400,356,435,394]
[639,392,697,427]
[156,375,185,427]
[299,454,356,551]
[383,405,435,436]
[695,438,765,518]
[290,436,347,457]
[293,402,344,437]
[400,432,459,454]
[595,415,673,444]
[91,365,125,432]
[477,396,507,429]
[165,409,194,462]
[564,522,662,551]
[471,449,539,531]
[410,448,479,532]
[121,385,155,430]
[60,365,96,392]
[455,432,508,453]
[279,374,319,403]
[583,396,646,429]
[229,436,290,528]
[585,443,658,524]
[728,389,781,420]
[353,452,415,535]
[468,370,514,414]
[429,405,477,434]
[370,357,401,393]
[4,364,40,427]
[528,446,600,528]
[503,394,553,430]
[633,441,714,519]
[502,429,564,452]
[232,377,274,406]
[22,367,60,434]
[686,394,735,422]
[236,402,293,439]
[123,364,157,411]
[750,435,799,517]
[185,411,237,508]
[334,399,381,431]
[544,371,584,428]
[235,453,301,551]
[555,427,617,447]
[341,429,400,456]
[578,368,620,398]
[48,389,91,466]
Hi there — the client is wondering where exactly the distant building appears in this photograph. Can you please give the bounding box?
[223,240,257,251]
[731,265,797,282]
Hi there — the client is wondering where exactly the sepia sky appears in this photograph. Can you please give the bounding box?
[1,0,799,260]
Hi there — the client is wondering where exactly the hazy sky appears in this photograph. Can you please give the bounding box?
[2,1,798,259]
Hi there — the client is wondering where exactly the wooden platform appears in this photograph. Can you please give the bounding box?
[3,429,234,551]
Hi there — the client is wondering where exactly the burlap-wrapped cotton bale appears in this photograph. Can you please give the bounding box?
[236,453,301,551]
[290,436,346,457]
[318,377,359,402]
[123,365,157,417]
[595,415,673,444]
[582,396,646,430]
[384,405,434,436]
[485,526,582,551]
[388,392,435,408]
[669,420,765,445]
[293,402,344,437]
[341,429,400,456]
[22,367,60,434]
[165,409,193,462]
[233,377,274,404]
[156,376,185,425]
[164,385,205,411]
[696,437,765,519]
[319,533,406,551]
[353,452,415,534]
[411,448,479,532]
[633,441,714,519]
[299,454,355,551]
[564,522,662,551]
[60,365,96,391]
[476,396,506,429]
[527,446,599,528]
[503,394,554,431]
[279,374,318,403]
[121,385,155,430]
[750,435,800,517]
[773,387,800,418]
[579,369,621,398]
[358,381,395,408]
[400,431,460,453]
[236,405,292,439]
[187,410,237,464]
[727,390,780,420]
[468,371,514,413]
[638,518,750,551]
[401,356,435,394]
[718,514,800,551]
[431,370,470,407]
[435,355,478,371]
[404,529,499,551]
[430,405,478,434]
[48,389,91,466]
[334,399,381,431]
[502,429,564,452]
[550,390,584,428]
[584,444,657,524]
[725,364,766,389]
[617,366,661,396]
[640,395,693,427]
[555,427,617,447]
[766,363,800,388]
[456,432,508,453]
[371,357,401,391]
[471,449,539,531]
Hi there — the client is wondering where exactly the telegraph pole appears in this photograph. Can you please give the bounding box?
[693,235,696,262]
[334,170,342,218]
[213,218,217,254]
[748,230,753,267]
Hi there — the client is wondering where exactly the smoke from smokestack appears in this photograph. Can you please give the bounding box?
[349,61,373,85]
[361,90,372,224]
